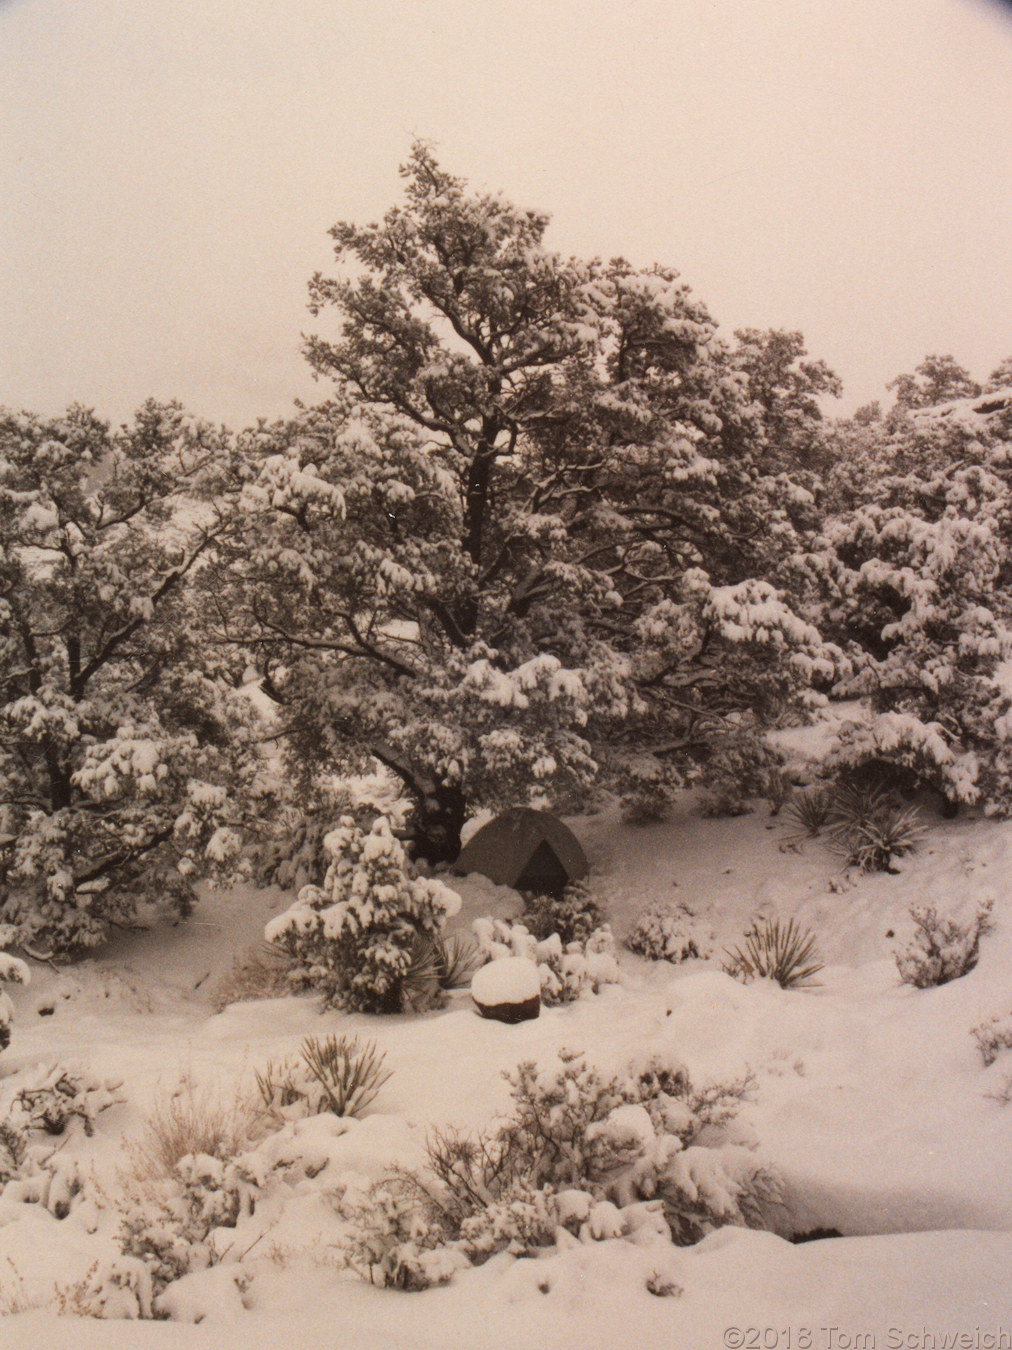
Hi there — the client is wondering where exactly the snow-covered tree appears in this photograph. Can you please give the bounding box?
[886,354,981,413]
[727,327,841,474]
[265,815,461,1012]
[213,145,831,857]
[791,375,1012,812]
[0,402,265,955]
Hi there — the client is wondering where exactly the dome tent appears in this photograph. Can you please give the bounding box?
[452,808,588,897]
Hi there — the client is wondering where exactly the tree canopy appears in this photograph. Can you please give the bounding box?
[208,144,833,858]
[0,402,263,954]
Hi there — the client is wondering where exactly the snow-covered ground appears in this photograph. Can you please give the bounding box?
[2,797,1011,1347]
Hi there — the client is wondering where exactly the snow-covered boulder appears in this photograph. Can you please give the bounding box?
[471,956,541,1023]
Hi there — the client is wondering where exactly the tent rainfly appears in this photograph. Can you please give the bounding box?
[452,808,589,897]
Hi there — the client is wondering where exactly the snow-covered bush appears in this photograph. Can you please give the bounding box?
[520,880,603,946]
[723,917,823,990]
[699,723,779,817]
[626,900,713,963]
[254,1035,391,1124]
[341,1177,469,1291]
[0,1063,120,1218]
[264,816,461,1013]
[0,947,29,1052]
[972,1008,1012,1067]
[341,1048,778,1288]
[472,917,619,1005]
[894,900,995,988]
[5,1063,124,1138]
[114,1152,259,1308]
[0,1137,85,1220]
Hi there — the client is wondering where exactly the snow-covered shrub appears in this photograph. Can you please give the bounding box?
[254,805,343,894]
[114,1152,259,1307]
[699,724,779,817]
[254,1035,391,1125]
[0,1118,29,1184]
[264,816,461,1013]
[620,790,671,826]
[895,900,995,988]
[56,1258,155,1321]
[520,880,604,946]
[341,1048,778,1287]
[0,1064,118,1218]
[5,1063,124,1138]
[472,917,619,1005]
[723,917,823,989]
[0,947,29,1052]
[972,1008,1012,1067]
[626,900,713,964]
[341,1175,468,1291]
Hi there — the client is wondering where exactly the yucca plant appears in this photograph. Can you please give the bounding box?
[723,917,823,990]
[430,933,484,990]
[255,1034,392,1122]
[826,783,924,873]
[782,787,834,840]
[831,804,924,873]
[826,781,898,831]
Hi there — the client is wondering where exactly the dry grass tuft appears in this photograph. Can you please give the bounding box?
[0,1257,44,1316]
[126,1073,258,1181]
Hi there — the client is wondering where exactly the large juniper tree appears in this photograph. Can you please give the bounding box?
[216,145,830,860]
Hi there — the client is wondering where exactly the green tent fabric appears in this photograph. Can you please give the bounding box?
[452,808,589,895]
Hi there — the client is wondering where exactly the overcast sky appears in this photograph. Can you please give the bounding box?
[2,0,1011,428]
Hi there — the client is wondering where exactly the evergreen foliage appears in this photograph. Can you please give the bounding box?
[264,816,462,1012]
[0,402,266,954]
[790,373,1012,814]
[209,143,834,860]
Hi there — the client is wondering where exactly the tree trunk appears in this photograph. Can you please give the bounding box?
[409,782,467,866]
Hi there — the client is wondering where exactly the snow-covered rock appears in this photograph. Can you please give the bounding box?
[471,956,541,1023]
